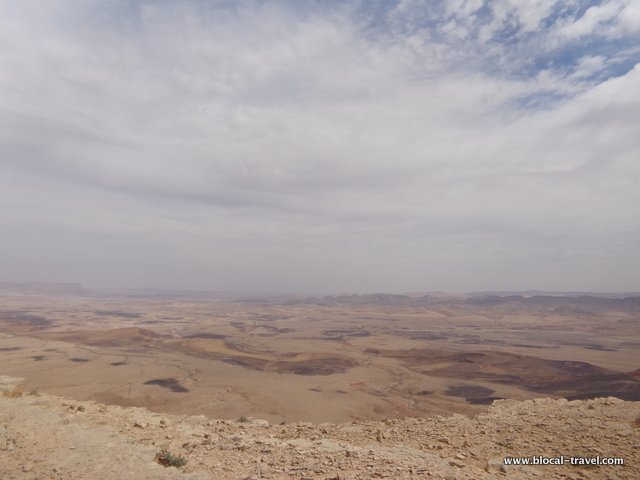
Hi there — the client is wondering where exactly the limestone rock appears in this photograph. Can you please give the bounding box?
[0,374,639,480]
[0,375,24,398]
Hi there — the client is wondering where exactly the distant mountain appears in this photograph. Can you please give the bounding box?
[465,290,640,298]
[457,294,640,315]
[276,292,640,313]
[0,282,87,296]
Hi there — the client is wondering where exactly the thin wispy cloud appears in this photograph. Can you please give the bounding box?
[1,0,638,293]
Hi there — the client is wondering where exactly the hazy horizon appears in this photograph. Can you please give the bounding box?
[2,1,639,293]
[2,279,640,298]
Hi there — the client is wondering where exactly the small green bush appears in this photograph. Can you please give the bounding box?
[237,415,250,423]
[155,448,187,468]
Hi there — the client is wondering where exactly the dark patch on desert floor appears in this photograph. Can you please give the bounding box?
[272,356,358,375]
[224,324,292,337]
[230,321,246,332]
[223,340,268,355]
[41,327,163,348]
[184,332,228,340]
[252,326,294,337]
[322,329,371,338]
[210,353,356,376]
[110,361,127,366]
[222,356,269,370]
[583,344,617,351]
[400,332,448,341]
[0,310,52,329]
[31,355,47,361]
[69,357,90,363]
[94,310,142,319]
[0,347,23,351]
[144,378,189,393]
[466,396,505,404]
[370,347,640,402]
[166,339,358,376]
[309,387,322,392]
[413,390,434,396]
[445,385,495,398]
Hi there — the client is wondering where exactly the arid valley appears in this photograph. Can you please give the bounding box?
[1,283,639,424]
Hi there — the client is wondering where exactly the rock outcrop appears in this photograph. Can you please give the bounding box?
[1,375,638,479]
[0,375,24,398]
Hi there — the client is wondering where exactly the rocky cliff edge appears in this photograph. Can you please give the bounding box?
[1,375,638,480]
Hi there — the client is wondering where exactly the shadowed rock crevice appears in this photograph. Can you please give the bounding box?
[144,378,189,393]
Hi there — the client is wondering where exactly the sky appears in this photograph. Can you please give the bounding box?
[1,0,639,294]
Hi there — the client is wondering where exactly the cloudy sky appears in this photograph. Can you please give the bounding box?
[1,0,639,293]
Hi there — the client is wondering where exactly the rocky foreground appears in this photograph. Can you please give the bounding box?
[1,375,638,480]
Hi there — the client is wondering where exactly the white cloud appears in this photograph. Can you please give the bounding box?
[507,0,560,32]
[556,0,639,39]
[1,0,639,292]
[445,0,485,17]
[477,0,562,43]
[618,1,640,32]
[569,54,609,79]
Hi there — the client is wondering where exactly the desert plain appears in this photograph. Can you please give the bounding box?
[1,284,639,424]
